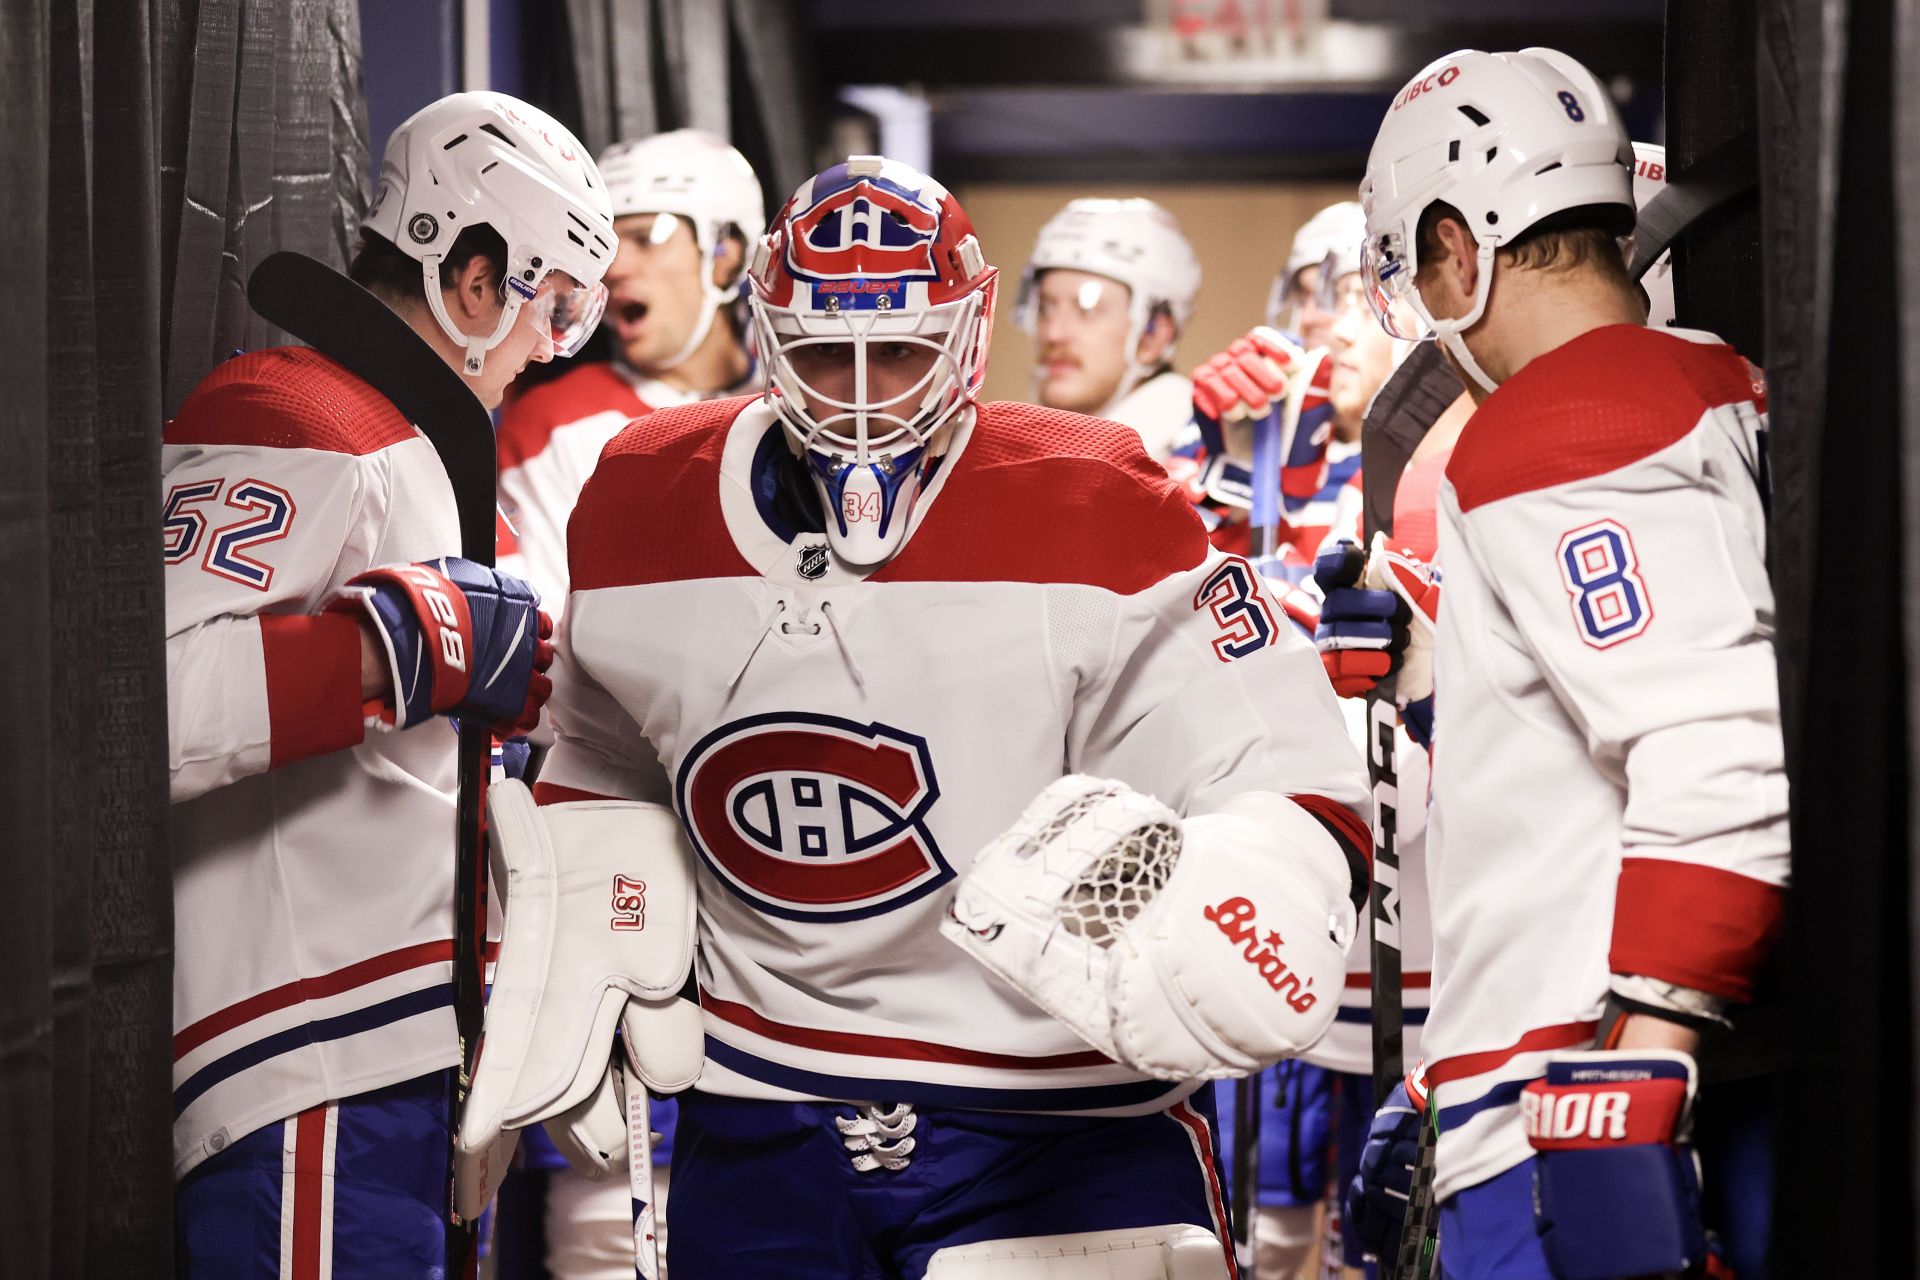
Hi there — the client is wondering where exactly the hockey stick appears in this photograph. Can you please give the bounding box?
[621,1063,661,1279]
[1229,1076,1262,1278]
[247,251,497,1278]
[1357,342,1458,1280]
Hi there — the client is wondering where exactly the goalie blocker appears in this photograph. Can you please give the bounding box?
[455,780,703,1224]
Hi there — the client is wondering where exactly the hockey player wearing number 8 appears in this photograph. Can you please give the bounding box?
[1329,48,1787,1280]
[163,92,614,1278]
[464,154,1373,1279]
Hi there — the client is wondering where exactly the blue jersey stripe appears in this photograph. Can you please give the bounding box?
[174,984,453,1117]
[703,1036,1178,1113]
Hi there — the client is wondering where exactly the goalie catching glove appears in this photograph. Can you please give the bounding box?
[454,779,703,1220]
[941,776,1357,1080]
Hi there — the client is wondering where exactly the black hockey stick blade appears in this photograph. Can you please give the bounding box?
[1627,130,1759,283]
[246,251,497,564]
[1362,342,1460,544]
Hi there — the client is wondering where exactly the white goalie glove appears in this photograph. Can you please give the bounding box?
[454,779,704,1222]
[942,777,1357,1081]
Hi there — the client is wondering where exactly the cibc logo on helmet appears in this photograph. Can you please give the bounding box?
[1392,63,1462,111]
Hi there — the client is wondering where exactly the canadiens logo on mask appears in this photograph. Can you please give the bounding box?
[674,712,953,921]
[785,178,943,292]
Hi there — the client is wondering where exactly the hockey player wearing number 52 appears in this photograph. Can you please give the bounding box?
[1343,48,1787,1280]
[470,154,1373,1279]
[162,92,614,1277]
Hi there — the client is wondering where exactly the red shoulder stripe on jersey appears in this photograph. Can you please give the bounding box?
[495,362,653,473]
[164,347,418,456]
[1425,1019,1602,1087]
[568,397,758,591]
[1448,326,1762,513]
[1609,857,1784,1002]
[261,613,366,768]
[532,781,619,806]
[173,938,453,1059]
[872,401,1210,591]
[702,988,1114,1070]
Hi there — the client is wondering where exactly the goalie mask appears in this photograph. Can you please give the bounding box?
[748,156,997,566]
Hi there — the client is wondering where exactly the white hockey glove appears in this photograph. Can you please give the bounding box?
[454,780,702,1219]
[942,777,1356,1081]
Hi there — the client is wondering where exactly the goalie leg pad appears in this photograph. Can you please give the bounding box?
[924,1226,1230,1279]
[455,779,700,1219]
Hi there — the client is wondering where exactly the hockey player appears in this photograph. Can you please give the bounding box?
[1267,200,1367,353]
[463,155,1374,1279]
[1018,197,1202,460]
[495,129,765,615]
[164,92,613,1277]
[1334,49,1787,1279]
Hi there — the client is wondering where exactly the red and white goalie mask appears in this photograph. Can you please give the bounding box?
[747,156,997,567]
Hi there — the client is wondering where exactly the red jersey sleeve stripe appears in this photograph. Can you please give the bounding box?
[1609,857,1785,1001]
[261,614,366,769]
[1288,792,1372,911]
[173,938,453,1059]
[1426,1019,1600,1087]
[532,781,621,806]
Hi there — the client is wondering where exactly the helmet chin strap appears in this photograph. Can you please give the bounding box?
[656,250,740,373]
[421,255,525,378]
[1418,242,1501,395]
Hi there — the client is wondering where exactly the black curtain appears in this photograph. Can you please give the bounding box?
[552,0,817,224]
[1756,0,1914,1273]
[1,3,368,1275]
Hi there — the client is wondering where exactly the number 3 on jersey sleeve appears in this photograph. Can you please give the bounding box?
[1194,556,1277,662]
[1556,519,1652,648]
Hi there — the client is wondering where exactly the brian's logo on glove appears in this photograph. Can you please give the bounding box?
[1204,896,1319,1013]
[676,712,952,922]
[610,874,647,931]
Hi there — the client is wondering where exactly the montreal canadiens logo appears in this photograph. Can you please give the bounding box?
[786,178,942,284]
[674,712,952,921]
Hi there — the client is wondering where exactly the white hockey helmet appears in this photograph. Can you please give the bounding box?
[1016,198,1201,407]
[598,129,768,369]
[363,91,616,376]
[1629,141,1676,328]
[748,156,997,566]
[1359,48,1635,390]
[1267,200,1366,332]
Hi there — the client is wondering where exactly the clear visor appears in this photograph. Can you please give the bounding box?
[523,273,609,357]
[1015,270,1123,334]
[757,293,984,461]
[1361,231,1431,341]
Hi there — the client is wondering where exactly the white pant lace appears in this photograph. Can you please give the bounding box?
[835,1102,916,1172]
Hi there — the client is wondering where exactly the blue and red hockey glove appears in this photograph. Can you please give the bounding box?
[1523,1049,1709,1280]
[329,556,553,735]
[1345,1067,1429,1263]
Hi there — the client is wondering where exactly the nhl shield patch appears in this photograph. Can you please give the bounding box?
[797,542,829,581]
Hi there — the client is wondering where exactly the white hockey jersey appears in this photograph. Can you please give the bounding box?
[1422,325,1787,1201]
[539,395,1371,1114]
[1103,368,1195,463]
[163,347,464,1177]
[495,361,715,616]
